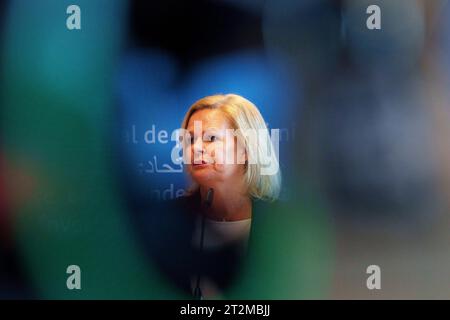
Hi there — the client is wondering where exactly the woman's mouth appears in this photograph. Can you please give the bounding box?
[192,160,210,168]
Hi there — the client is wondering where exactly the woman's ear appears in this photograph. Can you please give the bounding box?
[233,136,247,165]
[242,149,248,168]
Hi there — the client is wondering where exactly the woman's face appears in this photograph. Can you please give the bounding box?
[184,109,246,189]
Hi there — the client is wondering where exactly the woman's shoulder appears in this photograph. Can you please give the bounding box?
[150,191,201,223]
[162,191,200,210]
[252,198,281,214]
[250,198,287,230]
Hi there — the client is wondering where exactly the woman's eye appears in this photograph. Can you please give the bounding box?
[204,135,216,142]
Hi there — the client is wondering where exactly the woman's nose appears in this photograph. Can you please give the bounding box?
[193,137,204,154]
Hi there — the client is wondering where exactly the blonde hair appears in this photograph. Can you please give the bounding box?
[181,94,281,202]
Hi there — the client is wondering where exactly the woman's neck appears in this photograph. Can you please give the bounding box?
[199,185,252,221]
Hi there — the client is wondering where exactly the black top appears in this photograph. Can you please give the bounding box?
[136,191,274,297]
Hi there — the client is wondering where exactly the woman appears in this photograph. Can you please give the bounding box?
[181,93,281,218]
[146,94,281,299]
